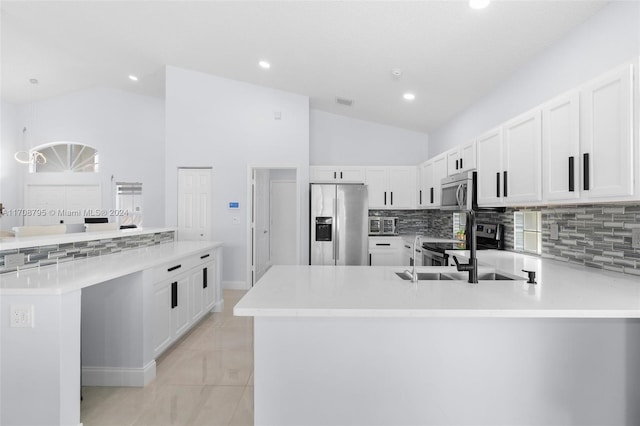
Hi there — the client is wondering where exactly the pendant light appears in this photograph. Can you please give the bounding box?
[14,78,46,167]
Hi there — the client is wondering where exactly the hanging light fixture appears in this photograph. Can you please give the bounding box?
[14,78,47,167]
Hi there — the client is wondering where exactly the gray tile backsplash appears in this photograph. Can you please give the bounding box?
[371,202,640,276]
[0,231,175,274]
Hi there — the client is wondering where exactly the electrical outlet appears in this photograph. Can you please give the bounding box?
[632,228,640,249]
[10,305,34,328]
[549,223,559,241]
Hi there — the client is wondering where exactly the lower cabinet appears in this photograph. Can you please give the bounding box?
[153,251,219,359]
[369,237,403,266]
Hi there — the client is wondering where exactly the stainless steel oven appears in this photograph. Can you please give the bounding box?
[421,244,451,266]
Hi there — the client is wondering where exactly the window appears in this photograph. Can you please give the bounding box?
[31,142,99,173]
[514,211,542,254]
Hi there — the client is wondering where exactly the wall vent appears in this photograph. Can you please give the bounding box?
[335,97,354,107]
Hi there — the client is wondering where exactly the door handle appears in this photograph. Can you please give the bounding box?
[583,153,590,190]
[503,171,508,197]
[568,156,575,192]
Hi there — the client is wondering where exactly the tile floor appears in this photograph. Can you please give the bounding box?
[81,290,253,426]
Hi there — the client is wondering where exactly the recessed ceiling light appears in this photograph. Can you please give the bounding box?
[259,60,271,69]
[29,78,38,85]
[403,93,416,101]
[469,0,490,9]
[128,75,139,82]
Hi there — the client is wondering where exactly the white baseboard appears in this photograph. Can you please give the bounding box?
[82,360,156,387]
[222,280,249,290]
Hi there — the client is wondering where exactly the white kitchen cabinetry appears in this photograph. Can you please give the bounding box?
[476,109,542,207]
[369,237,403,266]
[152,250,219,359]
[447,140,476,176]
[365,166,417,209]
[542,90,581,202]
[580,64,634,200]
[418,153,447,208]
[310,166,365,183]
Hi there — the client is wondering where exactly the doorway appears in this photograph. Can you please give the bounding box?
[248,167,299,286]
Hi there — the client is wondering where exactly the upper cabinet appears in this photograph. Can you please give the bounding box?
[580,64,634,200]
[542,64,634,203]
[447,140,476,176]
[418,153,447,208]
[366,166,417,210]
[310,166,365,183]
[476,109,542,207]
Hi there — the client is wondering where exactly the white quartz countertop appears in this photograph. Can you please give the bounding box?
[0,240,222,295]
[234,250,640,318]
[0,227,176,251]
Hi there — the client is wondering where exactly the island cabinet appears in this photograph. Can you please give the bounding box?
[368,236,403,266]
[152,250,218,359]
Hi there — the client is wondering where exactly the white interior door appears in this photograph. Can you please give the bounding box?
[270,180,297,265]
[178,168,212,241]
[253,169,271,283]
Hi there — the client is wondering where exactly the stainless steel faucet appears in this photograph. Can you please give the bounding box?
[452,210,478,284]
[410,233,422,283]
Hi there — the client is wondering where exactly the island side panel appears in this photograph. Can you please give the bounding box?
[254,316,640,426]
[0,291,81,426]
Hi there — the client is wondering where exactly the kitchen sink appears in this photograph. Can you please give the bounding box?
[395,271,525,281]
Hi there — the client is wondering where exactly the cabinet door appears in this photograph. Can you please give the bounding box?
[417,161,429,208]
[460,140,477,172]
[152,281,172,358]
[370,251,402,266]
[203,261,217,311]
[365,168,389,209]
[447,148,462,175]
[542,91,580,202]
[172,275,191,338]
[581,64,633,199]
[190,268,204,322]
[387,167,416,209]
[476,128,503,206]
[310,166,338,183]
[337,167,365,183]
[430,154,448,207]
[503,109,542,204]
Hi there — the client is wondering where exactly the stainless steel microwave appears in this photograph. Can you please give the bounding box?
[368,216,398,235]
[440,171,474,211]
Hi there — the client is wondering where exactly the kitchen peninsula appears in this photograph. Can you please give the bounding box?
[0,228,223,426]
[234,252,640,426]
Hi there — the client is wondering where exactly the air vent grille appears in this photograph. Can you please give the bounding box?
[335,97,354,107]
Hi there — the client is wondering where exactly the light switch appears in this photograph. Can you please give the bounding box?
[232,217,240,225]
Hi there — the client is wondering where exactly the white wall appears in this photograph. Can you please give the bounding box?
[165,66,309,288]
[310,109,429,165]
[429,1,640,156]
[0,101,22,230]
[0,88,166,229]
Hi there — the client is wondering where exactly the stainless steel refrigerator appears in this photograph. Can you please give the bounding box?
[310,184,369,265]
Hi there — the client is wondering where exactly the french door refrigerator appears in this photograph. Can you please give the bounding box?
[310,184,369,265]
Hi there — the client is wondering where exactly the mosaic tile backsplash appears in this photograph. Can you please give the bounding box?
[371,202,640,276]
[0,231,175,274]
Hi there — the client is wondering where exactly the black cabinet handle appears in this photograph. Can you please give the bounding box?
[340,171,343,179]
[390,192,393,205]
[455,159,459,170]
[200,254,210,259]
[503,171,508,197]
[568,156,575,192]
[419,190,422,205]
[496,172,501,197]
[375,243,391,246]
[460,158,463,169]
[583,153,590,191]
[168,264,181,272]
[384,192,387,205]
[203,267,208,289]
[430,187,434,203]
[171,281,178,309]
[369,254,372,266]
[334,171,337,179]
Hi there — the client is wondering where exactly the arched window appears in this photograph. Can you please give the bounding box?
[30,142,99,173]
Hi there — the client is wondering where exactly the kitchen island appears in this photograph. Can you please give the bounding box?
[0,228,223,426]
[234,252,640,426]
